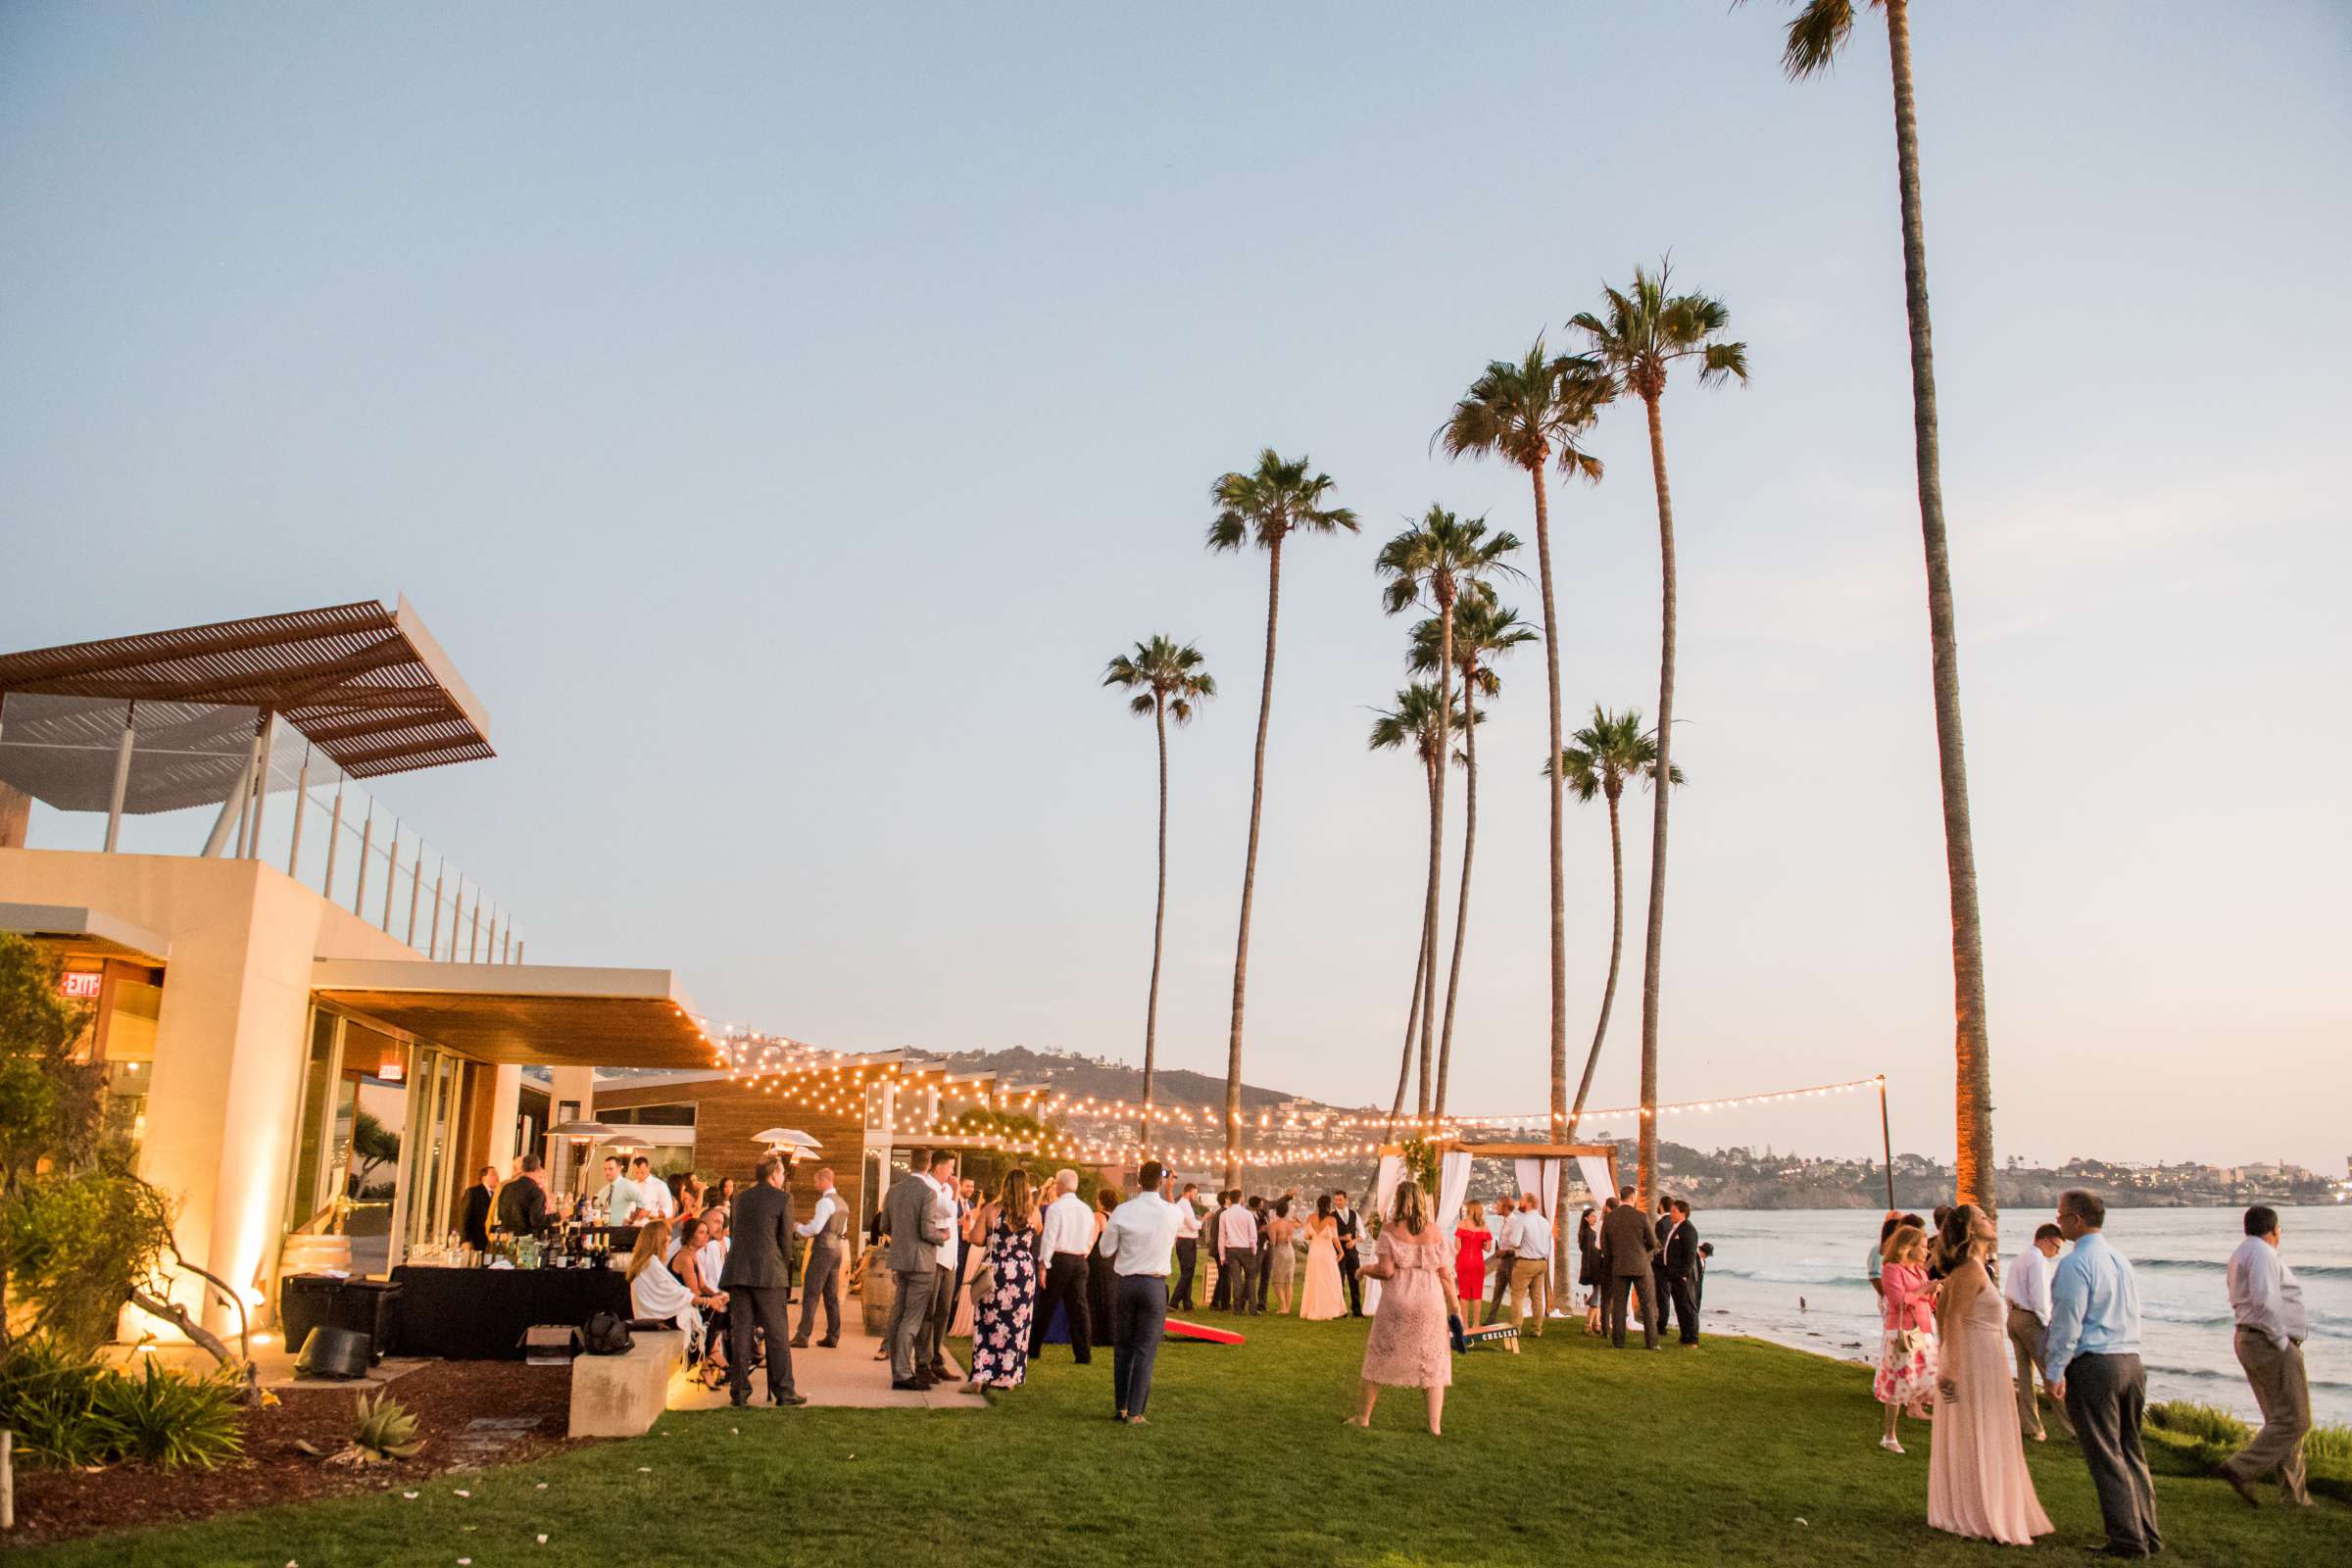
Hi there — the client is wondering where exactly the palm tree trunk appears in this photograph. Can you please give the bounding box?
[1434,672,1476,1115]
[1390,780,1434,1127]
[1636,395,1675,1209]
[1528,465,1568,1143]
[1886,0,1994,1211]
[1223,535,1283,1189]
[1565,787,1625,1139]
[1140,695,1170,1159]
[1420,605,1453,1115]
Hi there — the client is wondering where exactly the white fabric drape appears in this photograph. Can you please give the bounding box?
[1512,1157,1562,1222]
[1373,1153,1405,1220]
[1436,1150,1473,1233]
[1575,1153,1616,1210]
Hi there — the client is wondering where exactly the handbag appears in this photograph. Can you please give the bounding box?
[969,1260,997,1300]
[581,1310,634,1355]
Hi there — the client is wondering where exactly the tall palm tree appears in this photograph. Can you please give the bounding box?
[1436,345,1610,1145]
[1552,709,1684,1140]
[1209,449,1356,1186]
[1408,594,1536,1114]
[1756,0,1995,1209]
[1102,636,1216,1157]
[1568,263,1746,1207]
[1376,510,1522,1116]
[1368,681,1472,1120]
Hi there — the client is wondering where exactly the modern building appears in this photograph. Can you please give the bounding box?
[0,600,724,1336]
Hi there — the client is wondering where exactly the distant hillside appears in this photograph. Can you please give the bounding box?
[926,1046,1311,1114]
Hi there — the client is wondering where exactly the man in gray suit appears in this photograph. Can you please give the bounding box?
[719,1153,808,1407]
[881,1149,949,1390]
[1600,1182,1662,1350]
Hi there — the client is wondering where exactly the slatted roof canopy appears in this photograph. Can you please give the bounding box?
[0,597,492,812]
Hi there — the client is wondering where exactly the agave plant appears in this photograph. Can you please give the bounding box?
[331,1390,423,1465]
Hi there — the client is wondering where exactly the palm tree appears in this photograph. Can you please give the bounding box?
[1376,510,1522,1117]
[1755,0,1995,1209]
[1436,344,1610,1145]
[1553,709,1684,1140]
[1368,681,1472,1121]
[1568,262,1746,1207]
[1408,594,1536,1114]
[1208,450,1357,1186]
[1102,636,1216,1157]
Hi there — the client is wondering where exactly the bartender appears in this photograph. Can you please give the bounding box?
[495,1152,553,1235]
[592,1153,634,1220]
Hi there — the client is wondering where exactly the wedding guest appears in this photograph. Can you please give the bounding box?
[460,1165,497,1253]
[1869,1209,1902,1301]
[1218,1191,1259,1316]
[1088,1186,1122,1336]
[495,1153,552,1236]
[1662,1200,1701,1347]
[2221,1204,2313,1508]
[2003,1221,2071,1443]
[1925,1203,1954,1280]
[880,1150,948,1391]
[1576,1205,1604,1334]
[2043,1190,2163,1558]
[1875,1222,1936,1454]
[1505,1193,1552,1335]
[1207,1190,1233,1311]
[1031,1169,1096,1362]
[1332,1190,1364,1316]
[666,1214,728,1386]
[713,1176,738,1211]
[1600,1185,1659,1350]
[1650,1196,1677,1331]
[966,1169,1041,1393]
[1170,1183,1202,1310]
[676,1175,705,1223]
[789,1164,848,1348]
[1099,1160,1186,1424]
[1300,1195,1346,1320]
[627,1155,674,1222]
[1694,1242,1711,1312]
[697,1208,731,1374]
[1251,1195,1277,1313]
[1346,1178,1459,1437]
[1488,1195,1517,1324]
[628,1219,709,1354]
[921,1152,961,1382]
[593,1154,630,1221]
[1453,1200,1494,1328]
[1266,1198,1299,1315]
[720,1152,807,1407]
[1927,1205,2054,1544]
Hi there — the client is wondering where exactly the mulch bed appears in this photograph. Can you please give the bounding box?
[8,1361,582,1545]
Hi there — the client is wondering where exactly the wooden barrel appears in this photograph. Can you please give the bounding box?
[858,1245,893,1335]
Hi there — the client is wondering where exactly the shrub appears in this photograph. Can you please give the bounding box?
[88,1355,245,1469]
[0,1339,112,1467]
[341,1391,423,1464]
[2146,1400,2251,1448]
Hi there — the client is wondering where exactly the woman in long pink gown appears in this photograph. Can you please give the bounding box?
[1930,1206,2054,1545]
[1347,1178,1461,1437]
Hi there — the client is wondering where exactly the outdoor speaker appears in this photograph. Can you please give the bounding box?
[294,1324,372,1380]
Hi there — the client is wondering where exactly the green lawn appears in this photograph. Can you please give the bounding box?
[17,1317,2346,1567]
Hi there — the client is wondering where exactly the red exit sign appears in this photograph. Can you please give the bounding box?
[60,971,103,1001]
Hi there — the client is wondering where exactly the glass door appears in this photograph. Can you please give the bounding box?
[398,1049,463,1260]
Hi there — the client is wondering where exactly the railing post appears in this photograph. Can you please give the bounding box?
[102,701,137,853]
[381,821,399,931]
[406,841,424,949]
[321,779,345,896]
[352,805,372,916]
[427,860,446,959]
[285,743,311,876]
[242,713,273,860]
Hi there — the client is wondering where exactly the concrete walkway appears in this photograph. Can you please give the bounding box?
[664,1312,987,1412]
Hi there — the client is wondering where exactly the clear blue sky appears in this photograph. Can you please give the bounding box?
[4,3,2346,1171]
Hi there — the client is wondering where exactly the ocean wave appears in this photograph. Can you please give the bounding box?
[1706,1263,1860,1286]
[2144,1360,2352,1396]
[2140,1302,2231,1327]
[2133,1256,2352,1280]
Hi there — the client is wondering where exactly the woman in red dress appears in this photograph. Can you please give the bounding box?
[1452,1200,1494,1327]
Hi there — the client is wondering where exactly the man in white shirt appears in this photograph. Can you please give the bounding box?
[1098,1159,1186,1424]
[1217,1195,1259,1317]
[2003,1221,2071,1442]
[592,1155,632,1223]
[790,1165,847,1348]
[2221,1205,2313,1507]
[627,1155,673,1222]
[1506,1194,1554,1336]
[919,1152,959,1380]
[1030,1169,1097,1364]
[1170,1183,1203,1310]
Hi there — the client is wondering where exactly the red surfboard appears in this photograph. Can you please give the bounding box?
[1164,1317,1244,1346]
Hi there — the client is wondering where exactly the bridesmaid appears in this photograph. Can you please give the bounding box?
[1874,1222,1939,1454]
[1347,1179,1461,1437]
[1930,1205,2054,1544]
[1453,1200,1494,1328]
[964,1169,1041,1392]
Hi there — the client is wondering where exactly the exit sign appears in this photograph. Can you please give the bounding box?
[59,971,103,1000]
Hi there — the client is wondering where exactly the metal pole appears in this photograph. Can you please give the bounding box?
[451,883,466,961]
[514,938,524,965]
[285,744,311,875]
[243,714,272,860]
[321,779,344,894]
[427,859,445,958]
[501,922,512,963]
[102,701,137,853]
[381,821,399,930]
[352,806,372,916]
[1878,1074,1896,1210]
[406,840,423,949]
[468,898,483,963]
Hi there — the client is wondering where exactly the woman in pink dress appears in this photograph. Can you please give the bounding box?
[1348,1178,1461,1437]
[1874,1223,1938,1454]
[1929,1205,2054,1544]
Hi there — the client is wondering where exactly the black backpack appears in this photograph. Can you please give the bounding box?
[582,1310,633,1355]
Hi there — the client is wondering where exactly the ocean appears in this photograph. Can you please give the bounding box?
[1685,1204,2352,1425]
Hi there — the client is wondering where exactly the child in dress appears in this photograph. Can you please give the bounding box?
[1873,1223,1938,1454]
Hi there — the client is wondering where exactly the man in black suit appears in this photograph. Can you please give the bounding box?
[719,1153,808,1407]
[459,1164,497,1253]
[1207,1191,1232,1311]
[1650,1196,1677,1337]
[494,1153,551,1237]
[1332,1190,1363,1317]
[1662,1199,1701,1346]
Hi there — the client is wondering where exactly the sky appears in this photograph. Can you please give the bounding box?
[3,3,2347,1173]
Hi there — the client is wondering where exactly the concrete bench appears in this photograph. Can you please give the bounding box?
[567,1328,684,1438]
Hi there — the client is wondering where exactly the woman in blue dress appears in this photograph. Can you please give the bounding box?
[964,1168,1041,1391]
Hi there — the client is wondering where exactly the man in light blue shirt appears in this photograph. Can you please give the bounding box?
[2043,1190,2162,1557]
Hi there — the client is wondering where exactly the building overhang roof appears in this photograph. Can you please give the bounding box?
[0,596,492,812]
[311,958,722,1070]
[0,901,172,962]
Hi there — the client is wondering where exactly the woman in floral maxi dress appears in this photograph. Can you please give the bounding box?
[1873,1223,1939,1453]
[964,1169,1040,1392]
[1348,1178,1461,1437]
